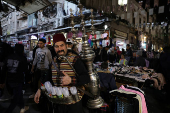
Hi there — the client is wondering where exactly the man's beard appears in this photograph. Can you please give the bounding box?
[57,50,65,56]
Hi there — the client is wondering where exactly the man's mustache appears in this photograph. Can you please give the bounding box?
[57,50,65,54]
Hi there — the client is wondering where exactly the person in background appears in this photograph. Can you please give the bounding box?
[102,46,110,62]
[122,48,125,55]
[72,44,79,54]
[98,45,103,62]
[49,45,57,59]
[30,39,52,98]
[0,39,14,99]
[117,46,122,61]
[66,38,79,55]
[97,62,117,103]
[109,47,117,63]
[160,46,170,101]
[66,38,73,50]
[119,53,128,66]
[126,44,133,57]
[0,44,29,113]
[33,43,39,60]
[126,44,133,65]
[134,50,146,67]
[93,44,99,63]
[142,49,147,58]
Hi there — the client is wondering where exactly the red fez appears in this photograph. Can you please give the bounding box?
[53,33,66,44]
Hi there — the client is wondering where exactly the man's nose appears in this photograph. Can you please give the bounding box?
[58,46,62,50]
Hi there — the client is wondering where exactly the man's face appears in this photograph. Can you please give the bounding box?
[38,41,45,48]
[54,41,67,56]
[126,46,129,49]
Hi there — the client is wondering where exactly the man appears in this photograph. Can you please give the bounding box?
[30,38,52,98]
[32,43,39,60]
[66,38,73,50]
[134,50,146,67]
[126,44,133,65]
[0,44,29,113]
[0,40,14,99]
[98,45,103,61]
[34,34,90,113]
[93,44,99,63]
[97,62,117,103]
[102,46,110,62]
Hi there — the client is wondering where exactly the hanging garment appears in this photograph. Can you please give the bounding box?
[110,89,142,113]
[119,85,148,113]
[124,85,145,95]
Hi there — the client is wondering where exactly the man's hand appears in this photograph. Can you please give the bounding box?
[62,71,71,85]
[31,69,34,73]
[31,65,35,73]
[34,89,41,104]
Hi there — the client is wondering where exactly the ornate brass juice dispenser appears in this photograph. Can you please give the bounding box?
[76,0,104,109]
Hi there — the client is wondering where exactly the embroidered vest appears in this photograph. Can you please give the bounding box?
[48,52,84,105]
[52,52,77,87]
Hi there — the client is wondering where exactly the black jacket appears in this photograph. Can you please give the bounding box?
[126,48,133,57]
[0,53,28,84]
[93,48,100,62]
[134,56,146,67]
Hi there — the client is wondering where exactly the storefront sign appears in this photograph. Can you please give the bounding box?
[18,41,22,44]
[115,30,127,38]
[22,40,28,44]
[13,39,18,43]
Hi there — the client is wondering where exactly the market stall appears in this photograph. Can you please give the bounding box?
[94,62,166,90]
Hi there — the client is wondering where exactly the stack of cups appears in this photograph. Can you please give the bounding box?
[55,87,63,98]
[44,81,52,94]
[62,87,69,97]
[51,86,57,98]
[70,86,79,102]
[63,87,73,103]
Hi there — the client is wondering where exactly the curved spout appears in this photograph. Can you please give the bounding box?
[58,56,78,77]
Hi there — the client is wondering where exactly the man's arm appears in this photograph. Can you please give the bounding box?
[47,49,53,64]
[31,49,37,72]
[0,59,7,84]
[23,57,30,82]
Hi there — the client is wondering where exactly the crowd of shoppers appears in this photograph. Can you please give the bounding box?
[0,33,90,113]
[0,35,170,113]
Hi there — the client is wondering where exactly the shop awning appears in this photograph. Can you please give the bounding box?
[0,2,15,19]
[114,34,126,39]
[3,0,51,14]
